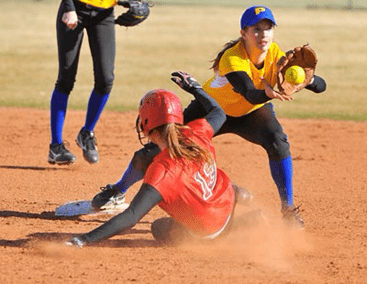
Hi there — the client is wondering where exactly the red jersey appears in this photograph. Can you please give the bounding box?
[143,119,235,237]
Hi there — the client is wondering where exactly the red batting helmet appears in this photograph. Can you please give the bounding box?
[137,89,183,137]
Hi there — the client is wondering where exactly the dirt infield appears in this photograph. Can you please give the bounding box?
[0,107,366,284]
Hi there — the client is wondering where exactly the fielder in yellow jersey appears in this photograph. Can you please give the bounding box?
[185,5,326,228]
[203,42,284,117]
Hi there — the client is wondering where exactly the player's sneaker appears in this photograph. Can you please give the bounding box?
[232,183,253,206]
[281,205,305,229]
[65,236,85,248]
[76,128,99,164]
[91,184,126,210]
[48,142,76,165]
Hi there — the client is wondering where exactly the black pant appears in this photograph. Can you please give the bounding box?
[184,100,291,161]
[131,101,291,177]
[55,1,115,95]
[151,214,234,245]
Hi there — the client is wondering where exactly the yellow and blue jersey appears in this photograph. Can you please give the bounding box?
[78,0,117,9]
[203,41,284,117]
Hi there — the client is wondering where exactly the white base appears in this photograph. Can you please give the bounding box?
[55,200,129,216]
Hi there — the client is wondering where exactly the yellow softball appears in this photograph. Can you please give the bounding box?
[285,65,306,85]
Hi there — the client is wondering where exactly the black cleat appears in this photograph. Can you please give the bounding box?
[76,128,99,164]
[48,142,76,165]
[91,184,126,210]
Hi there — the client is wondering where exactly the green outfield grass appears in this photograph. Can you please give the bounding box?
[1,1,367,121]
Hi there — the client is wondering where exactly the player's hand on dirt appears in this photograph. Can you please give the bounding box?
[261,77,293,101]
[171,71,202,93]
[62,11,78,30]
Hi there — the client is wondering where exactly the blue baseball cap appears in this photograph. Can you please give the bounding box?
[240,6,276,29]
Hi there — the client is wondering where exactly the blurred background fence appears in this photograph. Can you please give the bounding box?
[157,0,367,9]
[31,0,367,9]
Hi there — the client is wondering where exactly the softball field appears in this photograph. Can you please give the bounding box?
[0,1,367,283]
[0,108,366,283]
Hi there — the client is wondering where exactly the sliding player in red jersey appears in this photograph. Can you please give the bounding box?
[66,71,243,247]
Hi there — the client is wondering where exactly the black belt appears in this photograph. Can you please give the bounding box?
[85,4,101,9]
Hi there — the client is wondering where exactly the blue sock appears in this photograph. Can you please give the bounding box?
[269,156,294,208]
[114,161,145,195]
[50,89,69,145]
[84,90,109,131]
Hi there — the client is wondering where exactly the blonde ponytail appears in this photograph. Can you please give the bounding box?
[155,123,214,164]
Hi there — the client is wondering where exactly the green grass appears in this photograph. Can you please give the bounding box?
[1,1,367,121]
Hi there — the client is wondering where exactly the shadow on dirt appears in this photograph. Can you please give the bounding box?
[0,228,157,248]
[0,210,152,224]
[0,210,87,221]
[0,165,70,171]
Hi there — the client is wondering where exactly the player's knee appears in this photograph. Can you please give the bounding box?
[151,218,173,244]
[94,85,113,96]
[264,132,291,161]
[131,144,160,172]
[56,80,74,95]
[131,150,147,172]
[151,218,187,246]
[95,76,114,95]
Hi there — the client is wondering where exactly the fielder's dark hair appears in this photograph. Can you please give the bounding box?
[211,23,276,71]
[210,37,242,71]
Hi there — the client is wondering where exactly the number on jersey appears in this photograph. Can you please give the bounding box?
[194,162,217,200]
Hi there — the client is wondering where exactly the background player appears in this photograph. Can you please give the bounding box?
[48,0,117,165]
[66,71,239,247]
[90,5,326,229]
